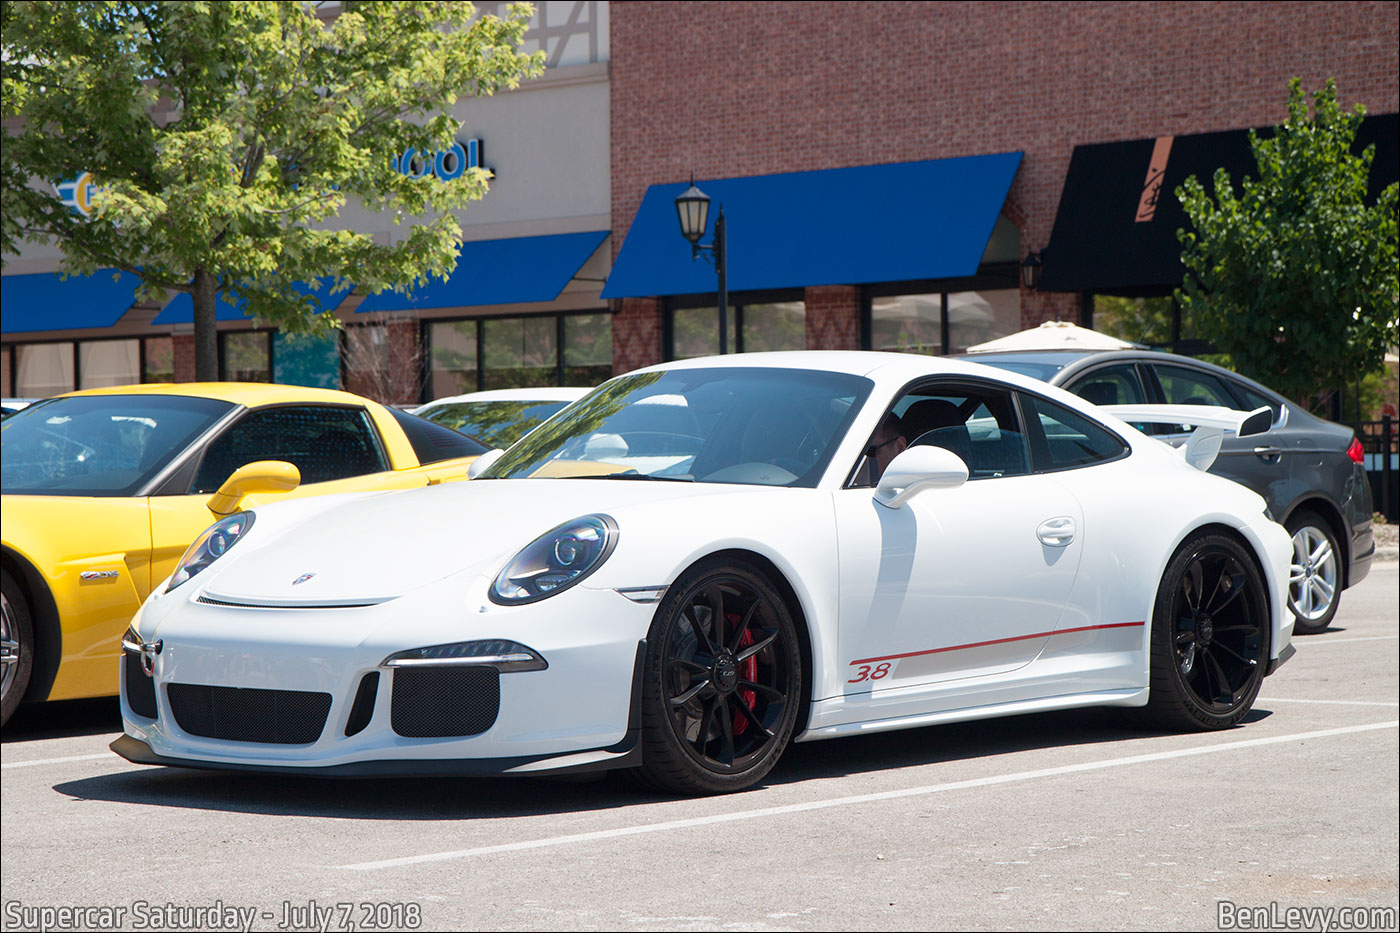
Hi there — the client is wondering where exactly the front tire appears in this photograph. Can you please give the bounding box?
[1,570,35,728]
[1143,533,1269,732]
[637,560,802,795]
[1285,510,1341,635]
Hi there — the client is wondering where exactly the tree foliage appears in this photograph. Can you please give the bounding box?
[1,0,544,379]
[1176,78,1399,408]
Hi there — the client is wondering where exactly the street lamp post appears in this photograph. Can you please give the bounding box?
[674,178,729,354]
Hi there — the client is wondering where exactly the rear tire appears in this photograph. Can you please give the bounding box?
[637,559,801,795]
[1285,510,1341,635]
[1143,533,1269,732]
[1,569,35,728]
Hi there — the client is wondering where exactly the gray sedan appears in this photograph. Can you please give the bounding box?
[964,348,1374,635]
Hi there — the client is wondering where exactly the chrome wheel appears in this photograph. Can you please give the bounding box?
[1289,523,1338,626]
[1,569,35,727]
[0,590,17,702]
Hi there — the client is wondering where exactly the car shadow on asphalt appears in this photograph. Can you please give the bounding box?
[2,697,122,742]
[48,705,1271,820]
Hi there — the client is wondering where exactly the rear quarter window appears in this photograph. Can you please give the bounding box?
[388,407,488,465]
[1019,393,1129,472]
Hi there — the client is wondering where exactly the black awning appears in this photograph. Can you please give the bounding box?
[1038,113,1398,295]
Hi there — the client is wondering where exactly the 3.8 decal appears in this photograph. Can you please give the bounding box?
[848,662,891,683]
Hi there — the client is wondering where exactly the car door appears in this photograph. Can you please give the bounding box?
[1146,362,1289,502]
[147,404,426,587]
[833,380,1084,696]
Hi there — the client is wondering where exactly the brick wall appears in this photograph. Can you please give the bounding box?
[804,286,860,350]
[611,0,1399,338]
[172,334,196,382]
[612,297,663,374]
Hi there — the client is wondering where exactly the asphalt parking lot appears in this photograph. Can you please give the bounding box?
[2,564,1396,933]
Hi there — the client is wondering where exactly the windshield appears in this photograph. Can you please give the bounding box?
[1,394,234,496]
[480,368,872,486]
[418,400,572,448]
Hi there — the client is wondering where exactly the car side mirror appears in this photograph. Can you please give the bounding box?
[206,460,301,515]
[874,445,969,509]
[468,448,506,479]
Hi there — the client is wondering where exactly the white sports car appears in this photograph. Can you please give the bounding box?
[113,352,1294,795]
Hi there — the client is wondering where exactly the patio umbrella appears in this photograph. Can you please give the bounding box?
[966,320,1145,353]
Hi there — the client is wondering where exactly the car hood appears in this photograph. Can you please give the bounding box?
[197,478,755,606]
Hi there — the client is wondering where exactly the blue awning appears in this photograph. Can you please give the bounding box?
[154,277,351,325]
[1,269,144,334]
[356,230,610,313]
[601,153,1023,299]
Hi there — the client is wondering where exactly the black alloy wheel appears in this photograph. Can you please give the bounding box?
[638,560,801,795]
[1144,533,1269,731]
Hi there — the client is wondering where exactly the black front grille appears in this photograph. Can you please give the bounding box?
[123,653,157,719]
[167,683,331,744]
[390,668,500,738]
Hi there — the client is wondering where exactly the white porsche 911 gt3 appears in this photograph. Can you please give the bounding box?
[113,352,1294,795]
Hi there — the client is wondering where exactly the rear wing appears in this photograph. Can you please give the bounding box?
[1101,404,1273,472]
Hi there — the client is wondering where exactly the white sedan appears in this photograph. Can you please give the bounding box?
[413,387,590,450]
[113,352,1293,795]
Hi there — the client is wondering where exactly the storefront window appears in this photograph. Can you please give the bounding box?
[741,302,806,353]
[428,321,479,399]
[870,293,943,354]
[672,306,736,360]
[78,339,140,389]
[482,316,557,389]
[143,337,174,383]
[669,301,803,359]
[220,331,271,382]
[1093,295,1176,346]
[562,313,612,387]
[946,289,1021,354]
[274,331,340,389]
[15,343,75,397]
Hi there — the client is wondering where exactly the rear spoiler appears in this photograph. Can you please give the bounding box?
[1101,404,1273,472]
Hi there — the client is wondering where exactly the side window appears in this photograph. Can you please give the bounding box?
[192,406,388,493]
[1019,393,1129,472]
[1226,379,1285,425]
[1066,364,1149,407]
[850,382,1030,486]
[1153,364,1238,408]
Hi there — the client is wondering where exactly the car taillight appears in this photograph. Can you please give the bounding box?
[1347,437,1365,464]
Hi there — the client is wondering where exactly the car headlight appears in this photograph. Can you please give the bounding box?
[166,511,255,592]
[490,514,617,605]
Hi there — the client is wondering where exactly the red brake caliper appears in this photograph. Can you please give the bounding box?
[728,612,758,735]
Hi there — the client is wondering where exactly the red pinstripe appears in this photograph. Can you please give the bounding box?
[848,622,1146,666]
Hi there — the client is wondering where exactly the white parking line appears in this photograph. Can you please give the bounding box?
[339,720,1398,872]
[1257,697,1400,707]
[1297,635,1400,645]
[0,752,120,771]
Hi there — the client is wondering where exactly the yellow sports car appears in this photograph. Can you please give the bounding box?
[0,382,486,725]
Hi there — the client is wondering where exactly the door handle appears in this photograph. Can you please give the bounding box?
[1037,517,1076,547]
[1253,446,1283,460]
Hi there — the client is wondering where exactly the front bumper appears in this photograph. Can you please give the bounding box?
[116,575,654,775]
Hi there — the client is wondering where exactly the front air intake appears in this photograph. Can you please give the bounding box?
[390,668,499,738]
[167,683,331,744]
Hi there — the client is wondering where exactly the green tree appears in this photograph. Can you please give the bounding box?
[1175,78,1399,410]
[1,1,543,380]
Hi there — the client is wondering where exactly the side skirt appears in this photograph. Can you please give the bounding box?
[795,687,1149,743]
